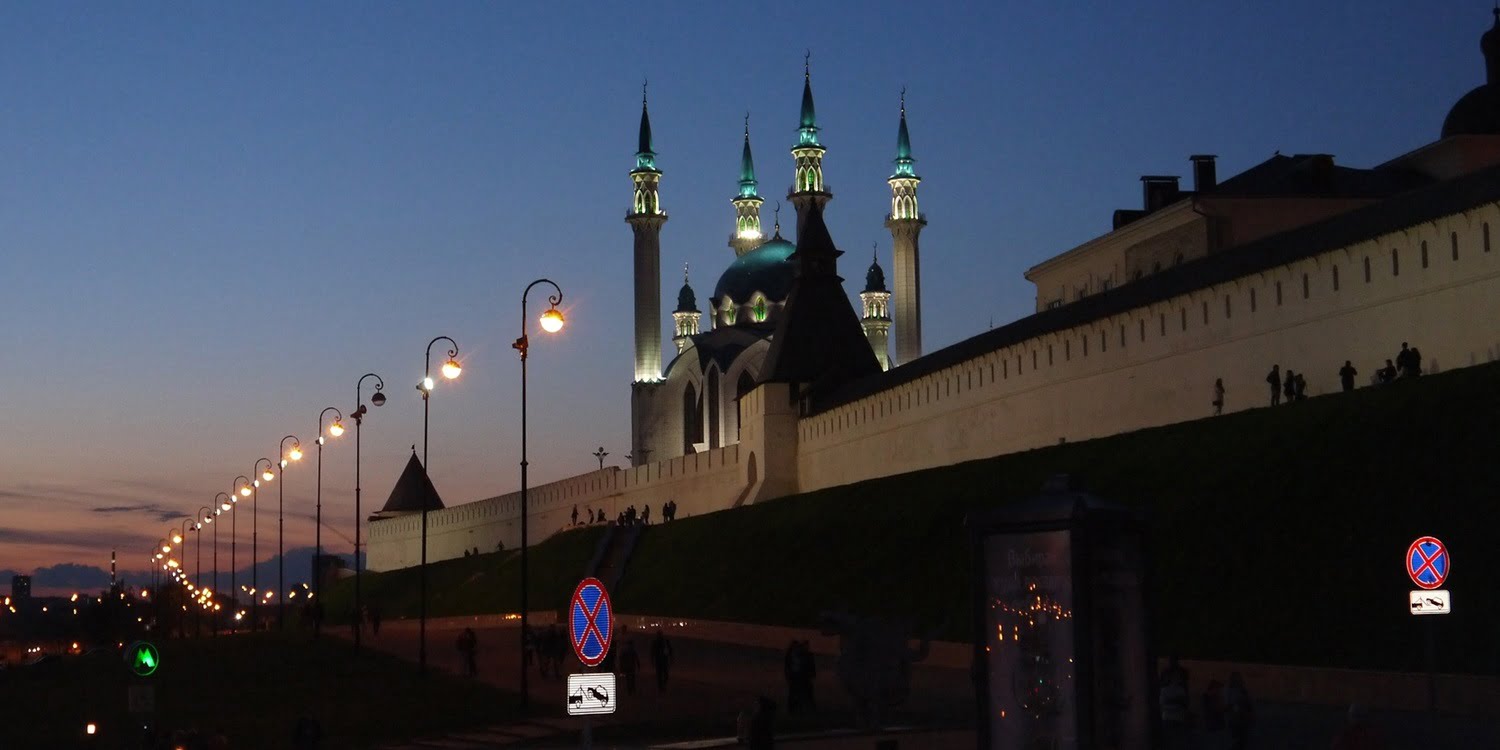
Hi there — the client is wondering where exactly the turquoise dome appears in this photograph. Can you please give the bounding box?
[712,238,796,306]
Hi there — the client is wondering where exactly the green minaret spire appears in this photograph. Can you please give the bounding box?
[635,81,657,173]
[892,88,917,178]
[797,52,821,147]
[739,113,759,198]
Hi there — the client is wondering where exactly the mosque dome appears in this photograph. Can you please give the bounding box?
[1442,9,1500,138]
[864,255,887,293]
[712,237,796,306]
[676,278,698,313]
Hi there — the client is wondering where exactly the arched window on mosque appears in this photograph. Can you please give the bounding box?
[735,371,756,441]
[723,298,737,326]
[752,296,768,322]
[682,382,701,455]
[707,369,721,450]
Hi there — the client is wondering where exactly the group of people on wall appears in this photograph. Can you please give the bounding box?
[1210,340,1429,415]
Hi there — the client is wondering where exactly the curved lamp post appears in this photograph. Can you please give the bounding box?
[277,435,304,630]
[232,476,251,629]
[417,336,462,674]
[513,278,565,712]
[213,493,231,634]
[315,407,345,637]
[352,373,386,653]
[252,457,276,630]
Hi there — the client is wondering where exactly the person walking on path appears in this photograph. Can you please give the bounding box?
[651,628,674,692]
[1212,378,1225,416]
[571,505,578,526]
[1339,361,1358,393]
[642,504,651,525]
[1266,365,1281,406]
[1283,369,1298,404]
[620,639,641,694]
[457,627,479,678]
[1225,671,1254,750]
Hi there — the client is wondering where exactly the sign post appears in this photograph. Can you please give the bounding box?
[568,578,616,749]
[124,641,159,736]
[1405,536,1450,715]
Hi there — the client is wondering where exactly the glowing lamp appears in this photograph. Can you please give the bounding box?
[328,420,345,438]
[239,486,251,497]
[540,307,565,333]
[441,358,462,380]
[420,376,435,392]
[288,446,303,461]
[261,468,274,482]
[171,534,183,545]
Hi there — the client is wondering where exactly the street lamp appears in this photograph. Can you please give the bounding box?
[213,493,231,635]
[314,407,345,637]
[418,335,461,675]
[593,446,609,471]
[352,373,386,653]
[252,457,275,631]
[277,434,303,630]
[232,476,250,631]
[513,277,565,712]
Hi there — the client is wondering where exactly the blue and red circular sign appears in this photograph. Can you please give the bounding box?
[570,577,613,667]
[1406,536,1449,590]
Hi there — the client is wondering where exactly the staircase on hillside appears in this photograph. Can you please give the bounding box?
[586,523,644,591]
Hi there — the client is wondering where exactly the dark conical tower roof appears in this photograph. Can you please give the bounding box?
[739,115,759,198]
[762,204,881,390]
[635,83,658,172]
[796,55,822,147]
[376,452,445,517]
[864,248,888,293]
[676,264,698,313]
[892,90,917,178]
[1442,9,1500,138]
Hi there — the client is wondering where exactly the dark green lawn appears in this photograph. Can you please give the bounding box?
[0,633,515,749]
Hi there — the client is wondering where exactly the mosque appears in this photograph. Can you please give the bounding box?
[368,11,1500,570]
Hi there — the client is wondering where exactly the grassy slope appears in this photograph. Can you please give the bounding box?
[0,633,516,749]
[341,363,1500,674]
[614,362,1500,675]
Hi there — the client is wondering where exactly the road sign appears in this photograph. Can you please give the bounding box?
[127,684,156,714]
[569,577,613,667]
[1406,536,1450,590]
[1409,589,1452,615]
[125,641,160,677]
[566,672,617,716]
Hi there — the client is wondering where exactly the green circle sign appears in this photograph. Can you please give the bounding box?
[125,641,160,677]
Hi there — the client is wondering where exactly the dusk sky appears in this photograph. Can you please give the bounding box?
[0,2,1484,584]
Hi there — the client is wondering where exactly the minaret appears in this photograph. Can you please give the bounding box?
[672,264,701,354]
[886,90,926,366]
[788,54,831,239]
[730,114,765,256]
[628,84,667,383]
[860,244,892,371]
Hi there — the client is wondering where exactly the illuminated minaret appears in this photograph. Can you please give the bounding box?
[860,245,892,371]
[886,90,926,366]
[672,264,701,354]
[788,54,831,239]
[729,115,765,256]
[628,85,667,383]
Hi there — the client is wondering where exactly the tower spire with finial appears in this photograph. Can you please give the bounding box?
[729,112,766,255]
[886,87,926,367]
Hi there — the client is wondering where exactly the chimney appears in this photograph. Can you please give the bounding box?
[1140,175,1180,212]
[1190,154,1217,193]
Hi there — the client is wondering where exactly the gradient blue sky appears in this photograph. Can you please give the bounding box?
[0,2,1486,579]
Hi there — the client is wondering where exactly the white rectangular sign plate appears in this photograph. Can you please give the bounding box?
[1409,589,1451,615]
[567,672,617,716]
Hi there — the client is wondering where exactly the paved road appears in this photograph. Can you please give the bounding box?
[353,621,1500,749]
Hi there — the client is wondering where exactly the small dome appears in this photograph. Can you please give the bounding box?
[864,256,887,293]
[676,280,698,313]
[1442,9,1500,138]
[712,237,797,307]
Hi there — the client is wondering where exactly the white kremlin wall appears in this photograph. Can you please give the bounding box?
[368,198,1500,571]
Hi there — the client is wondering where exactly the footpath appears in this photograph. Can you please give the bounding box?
[355,613,1500,749]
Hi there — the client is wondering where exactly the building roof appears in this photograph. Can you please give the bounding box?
[376,452,445,516]
[738,117,759,199]
[864,251,888,293]
[634,87,658,173]
[816,161,1500,413]
[713,236,797,306]
[1444,9,1500,139]
[676,265,698,313]
[762,204,881,390]
[1207,154,1423,199]
[666,323,774,377]
[797,60,821,147]
[892,93,916,179]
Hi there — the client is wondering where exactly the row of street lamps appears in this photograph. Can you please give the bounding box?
[131,278,566,710]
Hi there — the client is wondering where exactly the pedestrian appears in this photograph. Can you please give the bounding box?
[1283,369,1297,404]
[1294,372,1307,401]
[457,627,478,678]
[747,696,777,750]
[1397,342,1413,377]
[651,628,674,692]
[1378,359,1397,384]
[1266,365,1281,406]
[1224,671,1254,750]
[1159,670,1190,750]
[1339,360,1358,393]
[642,504,651,525]
[571,504,578,526]
[1212,378,1225,416]
[1408,346,1423,377]
[620,639,641,694]
[1332,703,1386,750]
